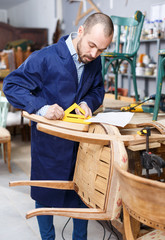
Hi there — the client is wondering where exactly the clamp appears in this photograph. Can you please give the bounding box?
[137,127,165,178]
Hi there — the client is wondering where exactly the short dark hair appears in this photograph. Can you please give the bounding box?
[83,13,114,37]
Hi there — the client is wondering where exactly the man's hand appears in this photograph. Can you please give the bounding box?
[75,102,92,118]
[44,104,65,120]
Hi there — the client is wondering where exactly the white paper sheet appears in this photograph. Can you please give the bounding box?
[85,112,134,127]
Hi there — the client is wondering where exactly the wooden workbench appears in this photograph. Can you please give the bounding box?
[103,94,165,126]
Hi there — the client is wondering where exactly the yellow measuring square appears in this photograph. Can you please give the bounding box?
[62,103,91,124]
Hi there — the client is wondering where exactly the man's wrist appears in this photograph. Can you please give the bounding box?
[36,105,50,116]
[79,101,87,106]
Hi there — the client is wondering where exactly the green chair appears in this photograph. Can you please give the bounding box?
[0,94,11,172]
[153,50,165,121]
[101,11,145,101]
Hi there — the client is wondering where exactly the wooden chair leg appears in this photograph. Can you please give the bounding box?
[130,215,140,239]
[3,143,6,163]
[7,141,11,173]
[123,204,135,240]
[123,204,140,240]
[111,219,124,236]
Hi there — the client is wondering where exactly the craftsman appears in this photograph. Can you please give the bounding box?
[3,13,113,240]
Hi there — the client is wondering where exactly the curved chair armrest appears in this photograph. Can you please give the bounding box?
[22,111,89,132]
[37,122,113,145]
[9,180,75,190]
[37,123,165,146]
[26,208,108,220]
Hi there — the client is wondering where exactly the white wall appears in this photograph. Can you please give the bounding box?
[0,9,8,23]
[7,0,57,44]
[63,0,165,33]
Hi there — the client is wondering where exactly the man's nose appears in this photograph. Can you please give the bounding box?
[90,48,98,58]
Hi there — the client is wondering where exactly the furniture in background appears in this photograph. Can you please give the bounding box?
[0,95,11,172]
[0,21,48,93]
[0,22,48,51]
[126,38,165,98]
[101,11,145,101]
[0,22,47,140]
[0,46,31,74]
[115,163,165,239]
[52,19,62,44]
[0,47,31,141]
[153,49,165,121]
[14,46,31,68]
[6,110,30,142]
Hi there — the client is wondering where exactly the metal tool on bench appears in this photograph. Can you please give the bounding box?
[137,127,165,178]
[121,94,165,113]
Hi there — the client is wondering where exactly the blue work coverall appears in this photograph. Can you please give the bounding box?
[3,35,105,208]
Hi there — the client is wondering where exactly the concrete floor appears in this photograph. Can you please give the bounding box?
[0,135,119,240]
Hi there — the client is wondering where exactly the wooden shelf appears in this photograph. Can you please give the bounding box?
[121,73,156,79]
[140,38,165,43]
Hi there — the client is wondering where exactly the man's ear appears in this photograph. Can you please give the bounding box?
[78,25,84,37]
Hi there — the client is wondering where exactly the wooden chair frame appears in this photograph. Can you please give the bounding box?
[10,112,128,224]
[9,112,165,239]
[115,163,165,239]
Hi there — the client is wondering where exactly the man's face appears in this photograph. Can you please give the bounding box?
[77,23,113,64]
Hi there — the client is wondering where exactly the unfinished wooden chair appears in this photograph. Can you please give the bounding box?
[10,112,128,232]
[9,111,165,237]
[115,163,165,240]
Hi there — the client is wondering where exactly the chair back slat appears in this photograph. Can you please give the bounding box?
[123,26,129,53]
[125,26,136,53]
[73,124,110,210]
[115,25,121,52]
[133,11,145,54]
[111,15,138,54]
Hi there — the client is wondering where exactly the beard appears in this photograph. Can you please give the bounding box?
[77,39,95,64]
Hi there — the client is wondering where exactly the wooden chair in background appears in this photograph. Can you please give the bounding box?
[0,45,32,70]
[101,11,145,101]
[115,163,165,239]
[0,95,11,172]
[6,110,30,141]
[1,47,32,141]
